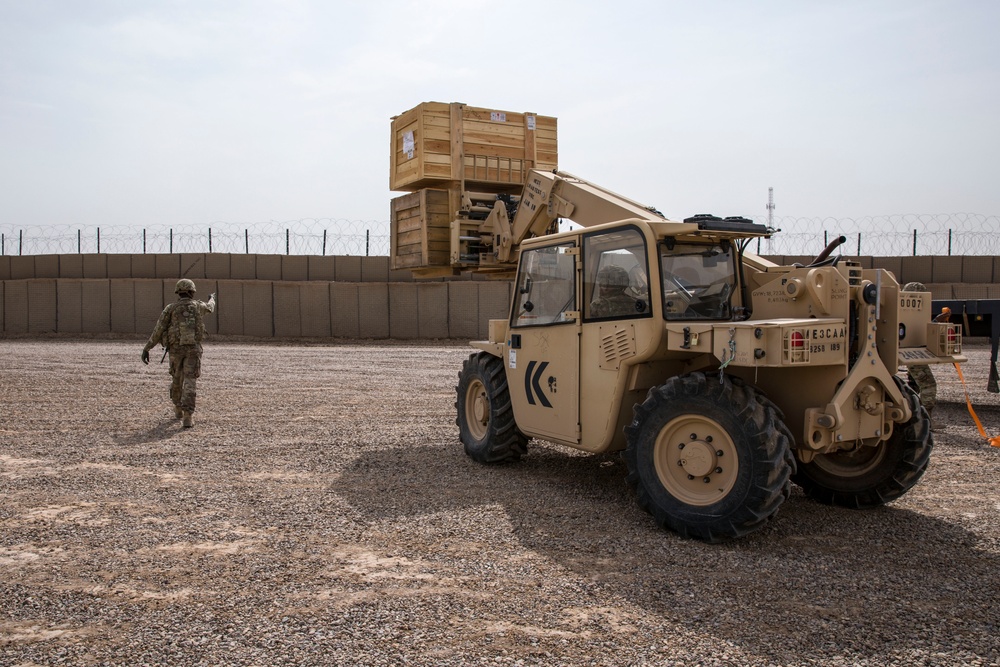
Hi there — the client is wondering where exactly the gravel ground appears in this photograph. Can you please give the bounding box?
[1,336,999,667]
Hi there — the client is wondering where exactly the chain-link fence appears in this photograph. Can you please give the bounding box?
[1,214,997,257]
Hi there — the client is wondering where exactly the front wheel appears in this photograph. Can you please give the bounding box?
[624,373,793,542]
[456,352,528,464]
[793,376,932,508]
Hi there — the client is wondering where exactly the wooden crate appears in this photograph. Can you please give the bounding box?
[390,189,453,270]
[390,102,558,192]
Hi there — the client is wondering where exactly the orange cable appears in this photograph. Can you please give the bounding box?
[952,362,1000,448]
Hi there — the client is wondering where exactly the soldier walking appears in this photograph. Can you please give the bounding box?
[141,279,217,428]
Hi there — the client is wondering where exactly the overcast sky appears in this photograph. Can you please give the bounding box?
[2,0,998,231]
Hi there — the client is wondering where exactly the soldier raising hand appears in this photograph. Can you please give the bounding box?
[141,280,217,428]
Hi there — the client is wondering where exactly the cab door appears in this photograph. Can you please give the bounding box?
[505,242,581,445]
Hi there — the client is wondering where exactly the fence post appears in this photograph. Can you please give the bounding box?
[169,228,173,254]
[245,229,249,254]
[366,229,370,256]
[2,233,4,256]
[286,229,290,255]
[19,229,23,256]
[323,229,327,256]
[857,232,861,256]
[912,229,917,256]
[948,229,952,256]
[208,228,213,253]
[143,229,147,254]
[824,230,828,247]
[96,228,100,254]
[756,236,760,255]
[78,229,81,254]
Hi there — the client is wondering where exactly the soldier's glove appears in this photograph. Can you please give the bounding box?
[141,349,150,365]
[210,292,217,303]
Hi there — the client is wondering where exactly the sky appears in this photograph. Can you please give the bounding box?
[1,0,999,231]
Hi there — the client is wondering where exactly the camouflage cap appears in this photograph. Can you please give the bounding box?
[597,264,630,289]
[175,279,197,294]
[902,281,927,292]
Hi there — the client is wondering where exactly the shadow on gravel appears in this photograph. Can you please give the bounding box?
[114,419,184,446]
[935,400,1000,449]
[337,441,1000,661]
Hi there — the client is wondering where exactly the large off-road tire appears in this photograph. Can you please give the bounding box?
[456,352,528,464]
[792,376,932,508]
[624,373,793,542]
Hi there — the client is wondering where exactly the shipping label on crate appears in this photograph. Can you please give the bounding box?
[526,114,536,130]
[403,131,415,159]
[490,111,507,123]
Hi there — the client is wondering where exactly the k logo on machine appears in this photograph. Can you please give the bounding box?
[524,360,553,408]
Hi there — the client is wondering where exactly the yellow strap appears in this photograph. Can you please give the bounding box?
[953,362,1000,448]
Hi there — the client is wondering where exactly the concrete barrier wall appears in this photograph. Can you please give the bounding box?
[0,278,512,340]
[5,253,997,286]
[759,255,999,285]
[4,252,996,339]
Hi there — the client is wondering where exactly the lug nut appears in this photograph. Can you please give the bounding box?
[703,477,711,483]
[687,475,694,480]
[706,436,713,443]
[716,450,724,457]
[678,443,685,450]
[690,433,697,440]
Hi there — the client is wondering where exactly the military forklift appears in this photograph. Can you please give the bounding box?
[387,103,964,541]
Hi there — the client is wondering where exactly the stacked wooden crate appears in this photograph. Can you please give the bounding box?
[389,102,558,274]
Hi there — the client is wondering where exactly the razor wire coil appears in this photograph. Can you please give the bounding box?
[1,214,998,257]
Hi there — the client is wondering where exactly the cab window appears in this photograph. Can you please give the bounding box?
[584,227,650,321]
[511,243,576,327]
[660,241,734,320]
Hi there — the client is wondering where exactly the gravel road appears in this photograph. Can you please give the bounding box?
[1,337,999,666]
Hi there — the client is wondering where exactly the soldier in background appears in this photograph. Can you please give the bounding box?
[141,279,217,428]
[902,281,937,419]
[590,265,636,318]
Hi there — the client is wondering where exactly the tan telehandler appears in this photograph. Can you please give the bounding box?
[450,170,966,541]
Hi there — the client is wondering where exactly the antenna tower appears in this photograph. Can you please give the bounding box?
[766,187,775,227]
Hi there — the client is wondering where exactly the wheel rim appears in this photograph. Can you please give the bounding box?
[811,442,887,478]
[653,414,739,506]
[464,378,489,441]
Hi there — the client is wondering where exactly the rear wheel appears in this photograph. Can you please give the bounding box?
[456,352,528,463]
[624,373,793,542]
[793,376,932,508]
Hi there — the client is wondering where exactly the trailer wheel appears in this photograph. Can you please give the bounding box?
[456,352,528,464]
[624,373,793,542]
[793,376,932,508]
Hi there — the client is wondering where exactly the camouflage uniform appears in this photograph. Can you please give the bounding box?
[142,280,216,427]
[903,281,936,412]
[590,265,636,318]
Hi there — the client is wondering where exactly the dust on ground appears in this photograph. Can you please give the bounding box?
[1,337,999,666]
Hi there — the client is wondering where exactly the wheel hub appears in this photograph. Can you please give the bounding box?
[654,415,739,506]
[465,379,490,440]
[473,393,488,425]
[679,441,716,477]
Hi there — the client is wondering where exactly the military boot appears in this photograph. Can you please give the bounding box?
[182,410,194,428]
[174,406,183,419]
